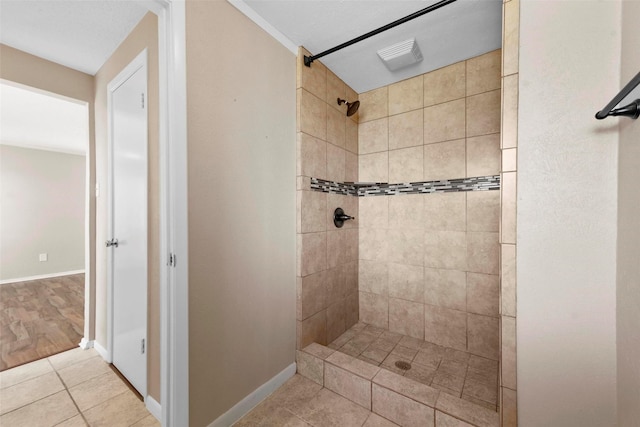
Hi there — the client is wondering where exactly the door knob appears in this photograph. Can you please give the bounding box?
[106,238,119,248]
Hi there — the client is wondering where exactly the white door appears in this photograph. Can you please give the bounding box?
[108,52,148,397]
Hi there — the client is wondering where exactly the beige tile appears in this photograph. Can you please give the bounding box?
[56,415,88,426]
[303,342,336,360]
[435,392,499,427]
[269,374,324,414]
[424,231,467,271]
[461,395,496,412]
[389,194,423,231]
[436,411,474,427]
[335,193,359,229]
[0,371,63,415]
[48,347,98,371]
[298,190,326,234]
[372,384,435,427]
[437,359,467,378]
[297,132,326,178]
[131,415,161,427]
[388,229,424,266]
[501,172,517,244]
[327,301,347,343]
[359,87,388,123]
[297,232,327,277]
[466,50,501,96]
[326,144,346,182]
[389,147,424,183]
[424,99,466,144]
[389,75,423,115]
[360,152,389,183]
[502,316,517,389]
[327,69,347,109]
[443,348,471,364]
[501,244,516,317]
[467,355,498,375]
[424,139,466,181]
[300,53,326,99]
[324,364,371,409]
[83,390,149,427]
[292,388,371,427]
[389,263,424,303]
[364,412,400,427]
[501,387,517,427]
[503,0,520,76]
[344,261,359,297]
[346,117,358,154]
[467,314,499,360]
[462,379,497,405]
[327,230,345,269]
[297,350,325,386]
[413,349,443,371]
[424,305,466,351]
[467,232,499,275]
[467,134,500,177]
[467,191,500,232]
[373,369,439,407]
[502,74,518,149]
[298,310,327,348]
[344,228,359,262]
[424,62,466,107]
[359,260,388,296]
[397,335,424,351]
[424,268,466,311]
[360,228,388,262]
[502,148,517,172]
[326,267,346,307]
[389,109,423,150]
[466,273,499,317]
[299,89,327,140]
[57,356,111,389]
[0,390,78,427]
[68,370,129,411]
[361,346,390,364]
[466,90,500,138]
[0,357,53,389]
[404,362,437,385]
[360,118,389,155]
[345,291,360,329]
[298,176,311,191]
[389,298,424,339]
[424,192,466,231]
[359,196,389,229]
[327,107,346,149]
[432,372,464,393]
[346,151,358,183]
[297,271,327,320]
[360,291,389,330]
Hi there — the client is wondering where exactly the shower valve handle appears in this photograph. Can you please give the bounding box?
[333,208,355,228]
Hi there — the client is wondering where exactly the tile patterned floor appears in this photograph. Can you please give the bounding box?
[0,274,85,371]
[0,347,159,427]
[328,323,499,411]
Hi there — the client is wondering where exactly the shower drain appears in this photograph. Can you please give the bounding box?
[394,360,412,371]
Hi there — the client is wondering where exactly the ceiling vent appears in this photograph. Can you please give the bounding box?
[377,38,423,71]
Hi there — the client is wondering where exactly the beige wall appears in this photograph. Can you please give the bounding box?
[93,12,160,401]
[356,51,501,362]
[296,48,360,349]
[617,0,640,424]
[0,146,85,280]
[518,1,619,425]
[0,44,97,340]
[186,1,296,425]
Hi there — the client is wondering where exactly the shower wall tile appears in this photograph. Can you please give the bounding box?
[423,192,466,232]
[466,134,500,177]
[388,263,424,303]
[389,298,424,339]
[501,387,517,427]
[298,310,328,348]
[466,232,499,275]
[299,89,327,140]
[359,152,388,183]
[297,190,327,234]
[358,86,388,123]
[503,0,520,76]
[502,148,517,172]
[466,273,499,317]
[501,315,517,389]
[326,107,346,148]
[360,291,389,329]
[424,231,467,271]
[297,132,326,178]
[359,197,389,229]
[360,228,388,262]
[327,230,346,269]
[501,244,516,317]
[326,143,346,182]
[466,50,501,96]
[424,268,467,312]
[501,74,518,148]
[328,193,358,230]
[388,229,424,266]
[388,75,423,115]
[466,191,500,232]
[359,260,388,297]
[501,172,517,244]
[467,314,499,360]
[344,229,359,262]
[327,69,347,111]
[424,305,467,351]
[297,271,327,321]
[345,151,358,183]
[388,194,424,230]
[345,291,360,328]
[346,118,359,154]
[298,232,327,277]
[327,300,347,343]
[423,61,466,107]
[359,118,389,154]
[389,109,423,150]
[424,99,466,144]
[466,90,501,137]
[327,266,346,307]
[389,146,424,183]
[424,139,466,181]
[298,48,327,100]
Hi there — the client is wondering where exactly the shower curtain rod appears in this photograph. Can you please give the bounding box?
[303,0,458,67]
[595,70,640,120]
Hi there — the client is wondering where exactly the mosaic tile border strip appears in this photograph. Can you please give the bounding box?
[310,175,500,196]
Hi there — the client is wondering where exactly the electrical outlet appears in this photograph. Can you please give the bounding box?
[39,253,48,262]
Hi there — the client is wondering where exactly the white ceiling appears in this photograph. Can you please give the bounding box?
[0,0,149,75]
[0,82,89,155]
[239,0,503,93]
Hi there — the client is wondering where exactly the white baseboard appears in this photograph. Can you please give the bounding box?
[0,270,85,285]
[79,338,94,350]
[145,395,162,421]
[94,341,110,362]
[208,362,296,427]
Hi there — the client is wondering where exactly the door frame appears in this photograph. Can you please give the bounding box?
[106,49,149,394]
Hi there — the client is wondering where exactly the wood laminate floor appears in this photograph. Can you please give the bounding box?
[0,274,84,371]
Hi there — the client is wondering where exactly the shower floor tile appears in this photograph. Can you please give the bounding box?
[328,322,499,412]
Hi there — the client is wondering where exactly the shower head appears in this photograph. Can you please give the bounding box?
[337,98,360,117]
